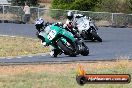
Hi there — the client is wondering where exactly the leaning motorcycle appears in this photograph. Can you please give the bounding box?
[76,16,102,42]
[39,24,89,57]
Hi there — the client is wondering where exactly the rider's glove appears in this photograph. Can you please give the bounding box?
[63,24,67,29]
[42,42,46,46]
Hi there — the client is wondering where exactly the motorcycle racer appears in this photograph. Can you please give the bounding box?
[35,18,62,57]
[65,11,102,42]
[65,11,86,28]
[64,11,87,38]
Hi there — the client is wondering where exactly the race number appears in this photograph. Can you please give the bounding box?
[47,30,57,40]
[82,23,87,28]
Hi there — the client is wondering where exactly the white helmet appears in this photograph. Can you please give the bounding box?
[35,18,45,32]
[67,11,74,20]
[35,18,44,25]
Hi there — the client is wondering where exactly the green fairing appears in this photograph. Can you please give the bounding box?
[39,24,75,47]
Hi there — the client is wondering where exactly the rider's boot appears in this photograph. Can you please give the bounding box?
[50,49,62,57]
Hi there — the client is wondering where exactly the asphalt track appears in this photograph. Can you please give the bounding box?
[0,23,132,64]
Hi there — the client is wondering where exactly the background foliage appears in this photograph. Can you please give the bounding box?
[51,0,132,13]
[96,0,132,13]
[51,0,99,11]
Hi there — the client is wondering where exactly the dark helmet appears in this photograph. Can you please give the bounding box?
[67,11,74,20]
[35,18,45,32]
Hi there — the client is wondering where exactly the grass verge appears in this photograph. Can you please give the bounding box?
[0,59,131,88]
[0,36,50,57]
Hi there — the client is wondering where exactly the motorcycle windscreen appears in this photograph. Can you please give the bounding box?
[39,26,57,44]
[61,29,76,42]
[76,18,90,33]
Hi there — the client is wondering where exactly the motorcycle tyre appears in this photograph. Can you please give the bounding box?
[57,40,77,57]
[91,31,102,42]
[81,43,89,56]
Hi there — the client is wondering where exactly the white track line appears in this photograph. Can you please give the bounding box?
[0,34,37,40]
[0,52,49,59]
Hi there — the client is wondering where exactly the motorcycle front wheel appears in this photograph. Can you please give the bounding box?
[91,31,102,42]
[57,40,77,57]
[80,42,89,56]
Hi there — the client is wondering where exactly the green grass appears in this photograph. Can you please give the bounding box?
[0,60,131,88]
[0,36,50,57]
[0,36,131,88]
[0,69,131,88]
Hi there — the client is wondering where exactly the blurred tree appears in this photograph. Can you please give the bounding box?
[52,0,132,13]
[128,0,132,12]
[96,0,132,13]
[52,0,99,11]
[70,0,98,11]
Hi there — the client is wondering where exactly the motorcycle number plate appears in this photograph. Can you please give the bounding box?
[47,30,56,40]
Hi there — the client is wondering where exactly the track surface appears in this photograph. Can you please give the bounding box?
[0,23,132,64]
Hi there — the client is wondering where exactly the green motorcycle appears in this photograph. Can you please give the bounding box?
[39,24,89,57]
